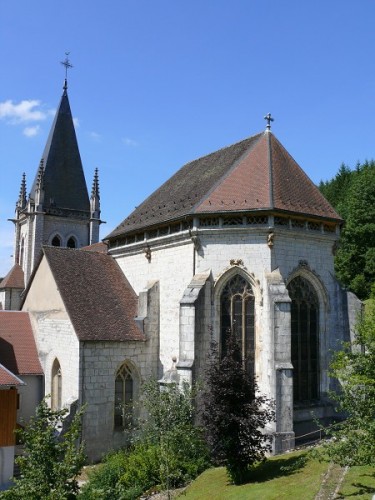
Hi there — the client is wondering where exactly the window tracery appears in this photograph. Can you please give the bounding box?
[114,363,135,429]
[220,274,255,376]
[288,276,319,403]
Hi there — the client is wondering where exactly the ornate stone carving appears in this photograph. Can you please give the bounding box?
[144,244,151,262]
[267,231,274,248]
[229,258,243,266]
[189,229,201,251]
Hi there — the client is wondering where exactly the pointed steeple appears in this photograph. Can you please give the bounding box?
[89,168,102,245]
[17,173,27,210]
[29,84,89,213]
[90,167,100,211]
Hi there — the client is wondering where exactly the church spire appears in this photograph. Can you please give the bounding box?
[29,76,90,213]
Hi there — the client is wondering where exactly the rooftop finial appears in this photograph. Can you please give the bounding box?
[264,113,274,131]
[61,52,73,90]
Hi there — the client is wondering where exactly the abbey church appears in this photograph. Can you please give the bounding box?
[0,79,359,463]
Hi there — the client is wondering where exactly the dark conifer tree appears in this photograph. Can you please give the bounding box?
[200,330,275,484]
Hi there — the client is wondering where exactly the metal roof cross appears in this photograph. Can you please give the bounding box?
[61,52,73,89]
[264,113,274,130]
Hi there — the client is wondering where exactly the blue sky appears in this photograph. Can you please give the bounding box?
[1,1,375,276]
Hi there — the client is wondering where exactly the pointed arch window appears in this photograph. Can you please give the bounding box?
[67,237,77,249]
[220,274,255,377]
[114,363,135,429]
[288,276,319,403]
[51,235,61,247]
[51,358,62,410]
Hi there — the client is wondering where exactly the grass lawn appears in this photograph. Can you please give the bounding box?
[180,450,375,500]
[338,466,375,499]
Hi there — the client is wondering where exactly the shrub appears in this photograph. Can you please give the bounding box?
[0,398,85,500]
[80,379,209,498]
[200,333,275,484]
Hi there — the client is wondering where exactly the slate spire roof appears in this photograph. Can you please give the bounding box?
[29,84,90,213]
[107,130,341,239]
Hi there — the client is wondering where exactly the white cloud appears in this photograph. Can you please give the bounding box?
[122,137,138,147]
[89,131,101,141]
[23,125,40,137]
[73,117,80,128]
[0,99,48,123]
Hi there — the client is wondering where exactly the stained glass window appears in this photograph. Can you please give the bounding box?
[221,275,255,377]
[288,276,319,403]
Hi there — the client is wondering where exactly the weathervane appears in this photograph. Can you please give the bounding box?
[61,52,73,90]
[264,113,274,130]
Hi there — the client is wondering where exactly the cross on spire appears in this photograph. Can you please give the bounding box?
[61,52,73,90]
[264,113,274,130]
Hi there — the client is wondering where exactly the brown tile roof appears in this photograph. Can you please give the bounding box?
[0,364,25,387]
[0,311,43,375]
[40,247,145,342]
[81,241,108,253]
[107,131,341,239]
[0,264,25,289]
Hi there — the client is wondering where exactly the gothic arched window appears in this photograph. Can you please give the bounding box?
[114,363,135,429]
[220,274,255,377]
[287,276,319,403]
[51,358,62,410]
[51,235,61,247]
[67,237,76,249]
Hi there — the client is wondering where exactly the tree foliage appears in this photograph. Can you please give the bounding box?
[0,398,85,500]
[80,380,209,499]
[200,333,275,484]
[319,161,375,299]
[318,306,375,466]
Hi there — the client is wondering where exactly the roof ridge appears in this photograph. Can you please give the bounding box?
[182,131,264,166]
[192,133,264,212]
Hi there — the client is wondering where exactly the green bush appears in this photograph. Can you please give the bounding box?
[79,451,128,499]
[80,380,210,498]
[118,443,160,492]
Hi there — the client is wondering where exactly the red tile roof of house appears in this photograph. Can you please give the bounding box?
[0,312,42,375]
[0,363,25,387]
[36,247,145,342]
[0,264,25,289]
[81,241,108,253]
[107,131,342,239]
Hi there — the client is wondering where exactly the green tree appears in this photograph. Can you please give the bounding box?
[319,306,375,466]
[1,398,85,500]
[334,163,375,299]
[200,333,275,484]
[80,380,209,499]
[131,379,209,492]
[319,160,375,300]
[319,163,353,219]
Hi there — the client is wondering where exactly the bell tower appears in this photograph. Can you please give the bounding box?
[12,60,102,285]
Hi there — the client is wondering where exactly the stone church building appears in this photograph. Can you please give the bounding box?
[1,80,357,461]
